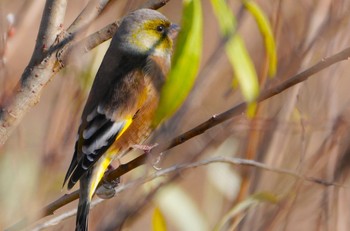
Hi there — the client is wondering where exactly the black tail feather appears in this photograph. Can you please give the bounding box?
[75,171,92,231]
[76,198,90,231]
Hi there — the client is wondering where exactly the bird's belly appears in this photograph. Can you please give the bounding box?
[111,97,158,156]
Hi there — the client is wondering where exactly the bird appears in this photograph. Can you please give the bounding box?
[63,9,179,231]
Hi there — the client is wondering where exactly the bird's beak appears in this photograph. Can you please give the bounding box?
[168,24,180,40]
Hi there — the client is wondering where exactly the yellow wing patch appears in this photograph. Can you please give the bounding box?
[88,117,133,199]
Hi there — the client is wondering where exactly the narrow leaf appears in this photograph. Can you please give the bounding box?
[210,0,236,36]
[210,0,259,103]
[226,36,259,102]
[244,0,277,77]
[153,0,203,126]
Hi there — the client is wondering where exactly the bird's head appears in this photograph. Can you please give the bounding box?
[115,9,179,58]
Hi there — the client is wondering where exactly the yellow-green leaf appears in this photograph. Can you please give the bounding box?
[244,0,277,77]
[210,0,259,103]
[226,36,259,102]
[152,207,167,231]
[153,0,202,126]
[246,101,257,118]
[210,0,236,36]
[214,192,278,231]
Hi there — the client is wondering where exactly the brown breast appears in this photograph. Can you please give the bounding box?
[111,74,160,152]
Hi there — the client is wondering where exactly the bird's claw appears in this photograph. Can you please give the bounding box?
[95,177,120,199]
[95,164,120,199]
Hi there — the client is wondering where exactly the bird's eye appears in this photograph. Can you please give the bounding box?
[156,25,165,33]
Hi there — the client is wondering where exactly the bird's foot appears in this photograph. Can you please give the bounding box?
[95,165,120,199]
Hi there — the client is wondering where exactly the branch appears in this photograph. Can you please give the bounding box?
[0,0,115,146]
[30,0,67,64]
[0,0,67,145]
[140,0,171,9]
[31,155,346,230]
[76,22,119,53]
[62,21,119,62]
[67,0,114,35]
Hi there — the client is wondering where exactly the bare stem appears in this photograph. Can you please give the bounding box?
[31,155,345,230]
[140,0,171,9]
[67,0,114,34]
[30,0,67,64]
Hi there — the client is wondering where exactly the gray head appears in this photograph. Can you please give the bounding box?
[114,9,178,57]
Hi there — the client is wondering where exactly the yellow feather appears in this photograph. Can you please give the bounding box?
[88,117,133,199]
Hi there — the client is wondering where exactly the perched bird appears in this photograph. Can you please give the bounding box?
[63,9,179,231]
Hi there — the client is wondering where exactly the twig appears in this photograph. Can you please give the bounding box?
[31,155,345,230]
[67,0,114,34]
[65,21,119,60]
[140,0,171,9]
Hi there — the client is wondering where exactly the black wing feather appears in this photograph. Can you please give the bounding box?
[64,107,127,190]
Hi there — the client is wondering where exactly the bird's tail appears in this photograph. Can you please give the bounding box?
[75,155,114,230]
[76,172,92,231]
[76,198,90,231]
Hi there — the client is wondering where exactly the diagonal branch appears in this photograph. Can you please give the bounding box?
[140,0,171,9]
[32,155,346,230]
[67,0,114,35]
[30,0,67,64]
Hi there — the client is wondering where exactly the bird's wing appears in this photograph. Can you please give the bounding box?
[64,104,133,190]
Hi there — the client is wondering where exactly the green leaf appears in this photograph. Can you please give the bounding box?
[226,36,259,102]
[210,0,259,103]
[244,0,277,77]
[210,0,236,36]
[152,207,167,231]
[214,192,278,231]
[153,0,203,126]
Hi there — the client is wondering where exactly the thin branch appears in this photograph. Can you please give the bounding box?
[67,0,114,35]
[78,22,119,53]
[30,0,67,64]
[61,21,119,63]
[31,155,345,230]
[140,0,171,9]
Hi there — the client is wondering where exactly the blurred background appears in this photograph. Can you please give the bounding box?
[1,0,350,230]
